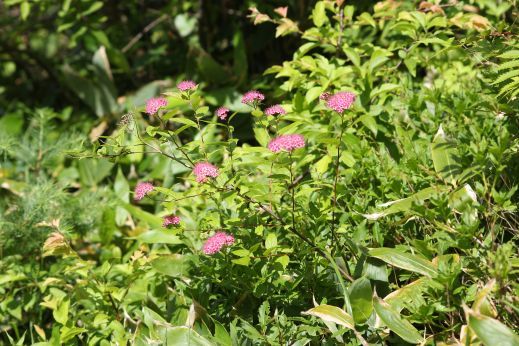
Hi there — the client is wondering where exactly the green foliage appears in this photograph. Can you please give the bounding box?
[0,0,518,345]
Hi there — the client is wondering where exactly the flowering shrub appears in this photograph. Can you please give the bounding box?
[2,1,517,345]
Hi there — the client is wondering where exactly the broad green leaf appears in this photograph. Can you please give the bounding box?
[164,326,213,346]
[312,2,327,27]
[468,310,519,346]
[170,117,198,128]
[135,230,183,244]
[384,278,431,312]
[363,186,447,220]
[151,255,192,277]
[359,114,378,136]
[313,155,332,175]
[53,298,69,325]
[123,203,163,228]
[349,277,373,324]
[368,248,437,277]
[374,297,423,344]
[302,305,354,330]
[265,233,277,249]
[431,125,461,185]
[305,86,323,104]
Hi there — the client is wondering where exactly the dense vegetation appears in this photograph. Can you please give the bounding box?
[0,0,518,345]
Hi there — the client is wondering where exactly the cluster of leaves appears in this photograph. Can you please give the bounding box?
[0,0,518,345]
[0,0,315,119]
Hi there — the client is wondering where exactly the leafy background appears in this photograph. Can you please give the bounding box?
[0,0,518,345]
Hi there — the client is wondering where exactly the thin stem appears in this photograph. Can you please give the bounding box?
[195,116,208,160]
[336,3,345,55]
[132,113,191,168]
[331,114,346,249]
[289,153,296,232]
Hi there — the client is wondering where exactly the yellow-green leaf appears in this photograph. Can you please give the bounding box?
[302,304,354,330]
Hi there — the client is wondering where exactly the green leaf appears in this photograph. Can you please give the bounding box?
[368,248,437,277]
[151,255,192,277]
[305,86,323,104]
[53,298,69,325]
[114,168,129,202]
[123,203,163,228]
[374,297,423,344]
[468,310,519,346]
[165,326,213,346]
[349,277,373,324]
[313,155,332,175]
[135,230,184,245]
[359,114,378,136]
[171,117,198,128]
[254,127,270,147]
[431,125,461,185]
[265,233,277,249]
[312,2,327,27]
[363,186,447,220]
[302,305,354,330]
[20,1,30,20]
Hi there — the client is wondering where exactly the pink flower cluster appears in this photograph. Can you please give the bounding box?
[202,232,235,255]
[134,182,154,201]
[265,104,286,116]
[216,106,230,120]
[268,134,305,153]
[145,97,168,115]
[193,162,219,183]
[241,90,265,105]
[177,80,197,92]
[325,91,356,114]
[163,215,181,227]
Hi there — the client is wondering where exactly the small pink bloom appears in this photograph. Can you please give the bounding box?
[134,182,154,201]
[241,90,265,105]
[177,80,197,92]
[145,97,168,115]
[216,106,230,120]
[264,104,286,116]
[202,232,235,255]
[325,91,356,114]
[163,215,181,227]
[193,162,219,183]
[319,92,331,101]
[268,134,305,153]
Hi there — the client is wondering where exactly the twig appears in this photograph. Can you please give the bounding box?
[122,14,168,53]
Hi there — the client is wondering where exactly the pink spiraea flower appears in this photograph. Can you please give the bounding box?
[177,80,197,92]
[193,162,219,183]
[145,97,168,115]
[202,232,235,255]
[134,182,154,201]
[264,104,286,116]
[268,134,305,153]
[325,91,356,114]
[216,106,230,120]
[241,90,265,105]
[163,215,181,227]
